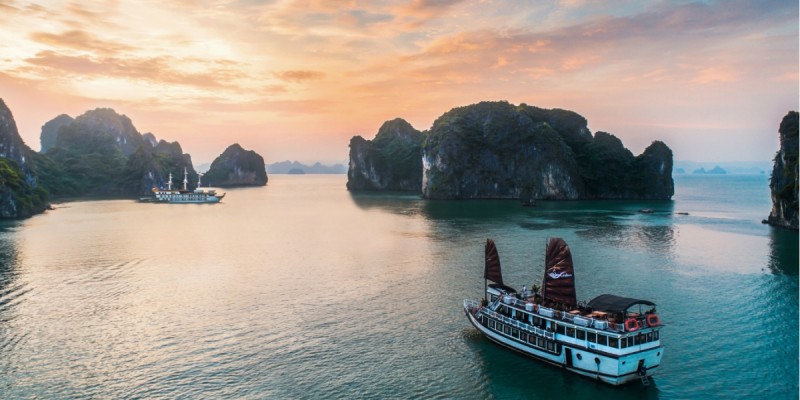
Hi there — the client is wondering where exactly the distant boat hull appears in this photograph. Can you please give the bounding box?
[144,189,225,204]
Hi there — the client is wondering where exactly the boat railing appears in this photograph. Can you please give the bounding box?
[464,299,480,313]
[498,294,626,333]
[479,308,556,340]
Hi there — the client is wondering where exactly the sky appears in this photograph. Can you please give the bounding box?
[0,0,797,165]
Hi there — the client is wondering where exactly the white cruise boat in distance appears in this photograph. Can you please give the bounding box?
[144,169,225,204]
[463,238,663,386]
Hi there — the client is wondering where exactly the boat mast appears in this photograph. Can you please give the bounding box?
[183,168,188,191]
[167,172,173,191]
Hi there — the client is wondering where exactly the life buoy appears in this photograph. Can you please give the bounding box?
[646,314,660,327]
[624,318,639,332]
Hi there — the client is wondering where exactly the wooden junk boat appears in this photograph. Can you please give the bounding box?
[463,238,663,386]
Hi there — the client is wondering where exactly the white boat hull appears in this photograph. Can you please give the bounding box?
[464,303,661,386]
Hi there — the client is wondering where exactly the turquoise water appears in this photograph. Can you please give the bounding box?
[0,174,796,398]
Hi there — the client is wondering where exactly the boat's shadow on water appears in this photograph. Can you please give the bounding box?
[460,327,661,399]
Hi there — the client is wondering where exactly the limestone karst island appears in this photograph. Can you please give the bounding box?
[347,101,674,203]
[0,98,267,218]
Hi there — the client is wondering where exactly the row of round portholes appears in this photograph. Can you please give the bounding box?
[575,351,662,364]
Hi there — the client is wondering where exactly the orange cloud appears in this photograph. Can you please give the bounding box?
[23,51,247,90]
[273,70,326,82]
[30,30,133,56]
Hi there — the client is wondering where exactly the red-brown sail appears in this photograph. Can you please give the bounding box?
[484,239,503,285]
[541,237,576,307]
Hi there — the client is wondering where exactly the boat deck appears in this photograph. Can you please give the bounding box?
[488,294,660,334]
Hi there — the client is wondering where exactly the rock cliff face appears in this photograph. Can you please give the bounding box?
[204,144,268,187]
[40,114,73,153]
[123,140,197,194]
[347,118,424,191]
[55,108,144,156]
[0,99,48,218]
[767,111,798,230]
[347,101,674,202]
[422,102,673,201]
[422,102,581,201]
[39,108,196,196]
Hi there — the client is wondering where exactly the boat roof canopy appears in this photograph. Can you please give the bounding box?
[488,283,517,294]
[587,294,655,314]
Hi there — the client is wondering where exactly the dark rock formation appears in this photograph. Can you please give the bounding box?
[123,140,197,194]
[38,108,196,196]
[630,141,674,199]
[56,108,144,156]
[422,102,581,201]
[142,132,158,147]
[347,118,424,191]
[419,101,673,201]
[0,99,49,218]
[767,111,798,230]
[204,144,268,187]
[40,114,73,153]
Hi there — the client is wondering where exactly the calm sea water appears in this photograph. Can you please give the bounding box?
[0,174,796,399]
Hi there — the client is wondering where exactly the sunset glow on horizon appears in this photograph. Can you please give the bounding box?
[0,0,797,165]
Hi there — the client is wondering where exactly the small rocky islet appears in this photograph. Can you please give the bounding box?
[348,101,674,203]
[0,98,267,219]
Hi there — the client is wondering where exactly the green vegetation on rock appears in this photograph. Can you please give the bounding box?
[347,101,674,201]
[204,144,268,187]
[347,118,425,191]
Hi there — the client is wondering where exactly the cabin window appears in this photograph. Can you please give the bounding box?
[490,295,497,302]
[587,332,597,343]
[566,327,575,337]
[504,325,511,335]
[609,337,618,348]
[633,335,641,345]
[533,316,540,326]
[646,332,654,342]
[489,320,496,330]
[521,332,528,342]
[598,335,608,346]
[654,330,659,340]
[620,337,628,348]
[547,341,554,351]
[576,329,586,340]
[537,337,545,348]
[512,328,519,339]
[528,335,536,345]
[556,324,565,335]
[627,337,634,347]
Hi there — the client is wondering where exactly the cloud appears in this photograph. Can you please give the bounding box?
[23,51,247,90]
[397,0,466,26]
[273,70,326,82]
[29,30,133,56]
